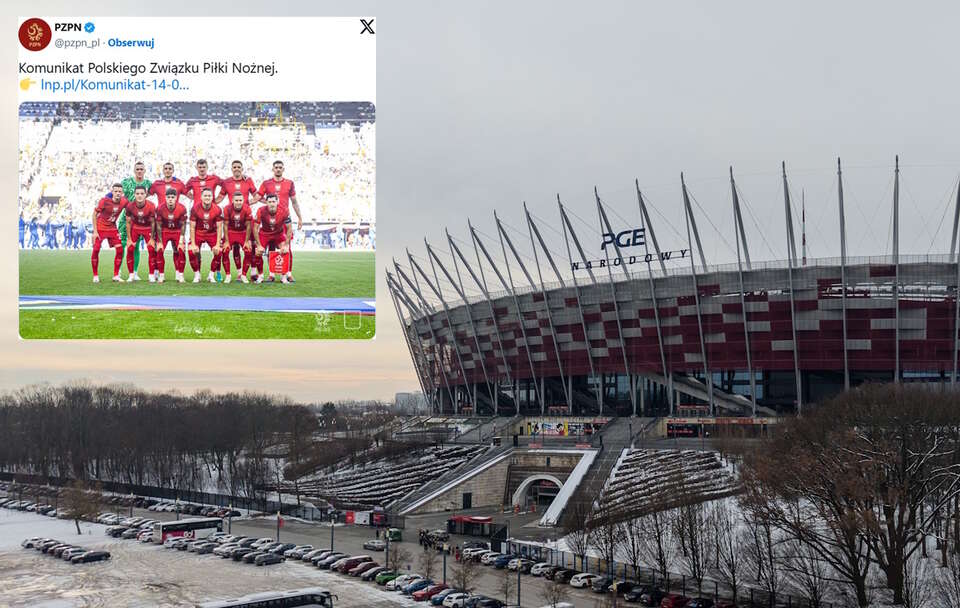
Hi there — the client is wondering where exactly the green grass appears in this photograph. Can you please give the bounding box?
[18,249,376,339]
[19,310,375,339]
[19,250,375,298]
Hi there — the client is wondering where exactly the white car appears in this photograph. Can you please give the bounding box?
[213,543,239,557]
[251,537,274,549]
[569,572,601,588]
[462,547,488,560]
[480,552,503,565]
[387,574,421,591]
[442,593,470,608]
[530,562,553,576]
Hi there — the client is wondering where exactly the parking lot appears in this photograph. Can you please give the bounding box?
[0,496,610,608]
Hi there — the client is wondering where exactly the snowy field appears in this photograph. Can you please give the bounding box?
[0,510,418,608]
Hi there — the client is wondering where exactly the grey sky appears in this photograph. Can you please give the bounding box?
[4,1,960,401]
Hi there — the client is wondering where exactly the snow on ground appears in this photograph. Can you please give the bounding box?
[0,510,418,608]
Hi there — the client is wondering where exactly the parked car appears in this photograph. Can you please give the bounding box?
[591,575,616,592]
[431,588,456,605]
[316,553,346,569]
[474,600,504,608]
[121,528,142,540]
[285,544,313,558]
[413,583,449,602]
[375,570,399,585]
[570,572,601,588]
[442,592,470,607]
[61,547,88,561]
[255,552,284,566]
[361,565,386,581]
[363,539,386,551]
[403,578,434,595]
[71,550,111,564]
[387,574,422,591]
[349,561,380,576]
[714,602,737,608]
[337,555,372,573]
[20,537,43,549]
[243,550,268,563]
[529,562,554,576]
[195,542,218,554]
[231,547,257,561]
[612,580,639,595]
[660,594,691,608]
[553,569,577,584]
[270,543,297,555]
[303,549,332,562]
[493,554,516,569]
[625,586,664,605]
[507,557,534,572]
[686,600,714,608]
[480,552,503,565]
[137,530,154,543]
[212,543,239,557]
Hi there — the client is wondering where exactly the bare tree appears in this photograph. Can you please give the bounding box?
[418,547,439,581]
[539,579,571,608]
[590,506,625,576]
[61,480,101,535]
[450,556,480,594]
[562,499,593,571]
[933,552,960,607]
[712,499,746,602]
[618,517,644,580]
[779,539,836,608]
[637,506,675,581]
[389,546,413,574]
[741,507,784,601]
[672,498,714,595]
[497,567,517,604]
[902,548,933,608]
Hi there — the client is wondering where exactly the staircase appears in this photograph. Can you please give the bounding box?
[393,443,514,515]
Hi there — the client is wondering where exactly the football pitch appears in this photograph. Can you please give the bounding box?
[19,250,376,339]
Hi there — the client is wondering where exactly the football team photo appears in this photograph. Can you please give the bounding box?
[18,101,376,339]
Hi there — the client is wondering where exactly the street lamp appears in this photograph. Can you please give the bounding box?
[175,497,180,521]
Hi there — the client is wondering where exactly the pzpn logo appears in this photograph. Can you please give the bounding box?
[19,18,52,51]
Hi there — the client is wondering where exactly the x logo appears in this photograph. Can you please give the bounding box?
[360,18,375,35]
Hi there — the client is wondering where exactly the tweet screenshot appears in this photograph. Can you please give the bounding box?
[17,17,376,339]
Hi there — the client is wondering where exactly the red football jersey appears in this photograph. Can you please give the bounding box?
[191,203,223,235]
[157,202,188,231]
[94,195,128,232]
[223,203,252,233]
[125,201,156,228]
[220,176,258,205]
[256,206,290,237]
[257,178,296,214]
[184,174,223,205]
[149,178,187,205]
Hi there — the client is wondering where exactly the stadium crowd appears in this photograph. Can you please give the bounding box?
[18,104,375,252]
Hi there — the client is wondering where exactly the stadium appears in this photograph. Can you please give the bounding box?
[389,160,960,420]
[18,101,376,339]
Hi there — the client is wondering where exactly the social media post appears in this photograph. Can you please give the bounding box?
[17,17,376,339]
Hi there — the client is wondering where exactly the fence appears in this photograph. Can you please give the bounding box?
[0,471,405,529]
[504,538,841,608]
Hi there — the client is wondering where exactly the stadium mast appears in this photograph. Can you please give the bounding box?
[730,168,758,414]
[894,156,900,384]
[782,162,803,414]
[595,189,638,417]
[837,158,850,391]
[558,197,600,414]
[523,203,572,412]
[681,173,714,414]
[447,229,514,410]
[425,238,496,413]
[386,271,437,411]
[636,182,673,413]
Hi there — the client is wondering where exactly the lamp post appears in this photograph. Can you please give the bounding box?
[176,497,180,521]
[228,503,233,534]
[129,492,134,517]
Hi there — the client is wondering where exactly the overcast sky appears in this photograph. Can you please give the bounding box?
[4,1,960,402]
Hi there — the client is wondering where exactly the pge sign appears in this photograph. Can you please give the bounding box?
[601,228,645,251]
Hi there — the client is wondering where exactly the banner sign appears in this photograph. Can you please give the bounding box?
[572,248,689,272]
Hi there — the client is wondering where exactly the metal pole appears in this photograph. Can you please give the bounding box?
[782,162,803,414]
[637,183,673,413]
[681,174,714,414]
[893,156,900,383]
[730,168,758,414]
[330,519,335,550]
[837,159,850,391]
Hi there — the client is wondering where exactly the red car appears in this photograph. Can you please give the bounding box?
[661,595,691,608]
[412,583,449,602]
[349,561,379,577]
